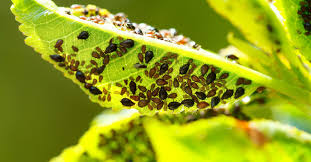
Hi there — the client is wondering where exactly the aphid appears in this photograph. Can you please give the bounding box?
[226,55,239,60]
[156,79,168,86]
[197,102,209,109]
[121,98,135,106]
[207,89,217,97]
[219,73,229,79]
[149,67,156,78]
[201,64,209,76]
[77,31,89,40]
[179,63,190,74]
[126,23,135,30]
[120,39,135,48]
[145,51,154,63]
[152,87,160,96]
[168,93,177,98]
[244,79,252,85]
[163,75,171,80]
[206,72,216,85]
[195,92,207,100]
[191,82,199,89]
[50,55,65,62]
[221,89,234,100]
[157,102,164,110]
[89,86,102,95]
[211,97,220,108]
[235,87,245,99]
[96,65,106,74]
[159,87,168,100]
[138,85,147,92]
[54,39,64,48]
[104,43,118,54]
[138,100,149,107]
[138,53,144,62]
[236,78,245,86]
[75,71,86,83]
[152,98,161,104]
[134,63,147,69]
[181,99,194,107]
[191,75,200,82]
[103,55,110,65]
[184,86,192,95]
[168,102,181,110]
[92,52,101,58]
[173,78,179,87]
[159,63,169,75]
[256,87,266,93]
[135,28,143,35]
[129,81,137,94]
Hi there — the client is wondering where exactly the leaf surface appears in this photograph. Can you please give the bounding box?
[11,0,283,113]
[274,0,311,60]
[51,111,311,162]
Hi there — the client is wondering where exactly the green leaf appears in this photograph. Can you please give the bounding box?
[206,0,284,54]
[52,111,311,162]
[206,0,311,102]
[274,0,311,61]
[12,0,301,113]
[145,116,311,162]
[50,110,227,162]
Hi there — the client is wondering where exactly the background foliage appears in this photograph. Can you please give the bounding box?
[0,0,238,161]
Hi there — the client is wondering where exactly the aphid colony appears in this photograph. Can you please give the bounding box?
[76,109,248,162]
[61,4,201,50]
[48,4,256,112]
[50,30,250,112]
[298,1,311,35]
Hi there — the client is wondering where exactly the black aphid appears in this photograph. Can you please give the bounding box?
[234,87,245,99]
[168,102,181,110]
[96,65,106,74]
[211,97,220,108]
[159,63,169,75]
[126,23,136,30]
[221,89,234,100]
[195,92,207,100]
[179,63,190,75]
[121,98,135,106]
[50,55,65,62]
[304,22,311,31]
[181,99,194,107]
[159,87,168,100]
[105,43,118,54]
[120,39,135,48]
[145,51,154,63]
[77,31,89,40]
[206,72,216,85]
[129,81,137,94]
[76,71,86,83]
[89,86,102,95]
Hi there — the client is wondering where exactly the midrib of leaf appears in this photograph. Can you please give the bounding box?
[11,0,311,113]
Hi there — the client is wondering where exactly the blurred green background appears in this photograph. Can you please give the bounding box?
[0,0,237,161]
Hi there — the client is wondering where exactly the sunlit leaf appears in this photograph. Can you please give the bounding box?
[52,111,311,162]
[145,116,311,162]
[274,0,311,61]
[13,0,305,113]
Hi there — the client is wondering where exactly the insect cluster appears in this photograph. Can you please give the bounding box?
[298,1,311,35]
[63,4,201,50]
[48,4,257,113]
